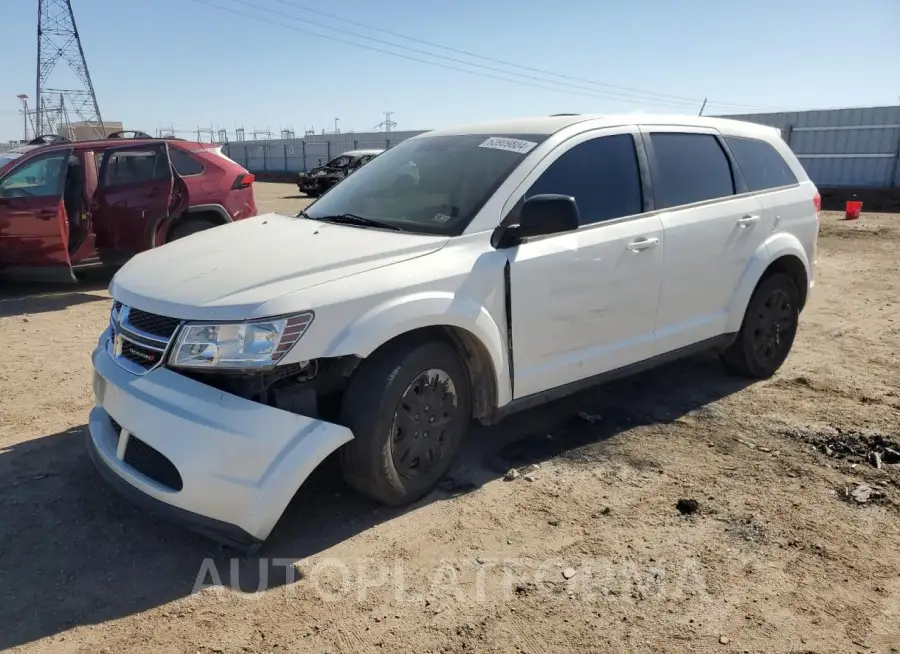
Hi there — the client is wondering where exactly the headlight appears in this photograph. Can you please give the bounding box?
[168,312,314,370]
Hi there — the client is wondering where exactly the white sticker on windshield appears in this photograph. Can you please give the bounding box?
[478,137,538,155]
[433,213,452,224]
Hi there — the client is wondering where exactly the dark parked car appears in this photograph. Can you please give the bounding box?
[0,132,257,282]
[297,149,382,197]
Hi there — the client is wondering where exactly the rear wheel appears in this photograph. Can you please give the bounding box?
[720,272,800,378]
[339,338,471,506]
[167,218,219,242]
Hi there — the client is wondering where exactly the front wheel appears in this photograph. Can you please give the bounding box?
[720,272,800,378]
[339,339,471,506]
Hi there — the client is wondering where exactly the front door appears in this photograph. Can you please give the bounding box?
[506,128,664,399]
[640,127,770,354]
[91,143,178,258]
[0,147,75,282]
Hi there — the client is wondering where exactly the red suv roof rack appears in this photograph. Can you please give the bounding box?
[27,134,71,145]
[107,130,154,139]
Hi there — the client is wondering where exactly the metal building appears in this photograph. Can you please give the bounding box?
[724,105,900,190]
[222,130,428,175]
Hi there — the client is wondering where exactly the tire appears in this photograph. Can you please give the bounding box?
[339,338,472,506]
[168,218,218,242]
[720,272,800,379]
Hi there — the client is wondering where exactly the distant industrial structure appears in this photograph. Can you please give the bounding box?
[35,0,106,139]
[724,105,900,191]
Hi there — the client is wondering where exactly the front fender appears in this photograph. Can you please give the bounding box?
[323,292,511,406]
[725,232,811,333]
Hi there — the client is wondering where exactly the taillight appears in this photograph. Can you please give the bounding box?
[812,192,821,215]
[231,173,254,190]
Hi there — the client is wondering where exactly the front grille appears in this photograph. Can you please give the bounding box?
[123,434,184,491]
[108,303,182,375]
[126,308,181,340]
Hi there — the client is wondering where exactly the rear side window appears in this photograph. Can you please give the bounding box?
[649,133,735,208]
[169,148,205,176]
[725,136,798,191]
[101,148,170,186]
[526,133,643,226]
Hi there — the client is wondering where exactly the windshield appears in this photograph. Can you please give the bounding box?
[302,133,547,235]
[0,152,22,169]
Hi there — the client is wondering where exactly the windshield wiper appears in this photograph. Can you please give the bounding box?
[312,213,404,232]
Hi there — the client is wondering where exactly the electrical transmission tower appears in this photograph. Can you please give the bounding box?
[374,111,397,133]
[36,0,105,139]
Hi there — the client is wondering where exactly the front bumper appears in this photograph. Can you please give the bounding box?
[88,329,354,546]
[297,176,319,192]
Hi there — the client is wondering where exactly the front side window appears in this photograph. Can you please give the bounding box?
[649,133,735,208]
[0,152,67,198]
[303,133,548,235]
[525,133,643,226]
[725,136,798,192]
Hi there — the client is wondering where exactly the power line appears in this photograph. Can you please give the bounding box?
[255,0,719,109]
[185,0,772,112]
[271,0,771,112]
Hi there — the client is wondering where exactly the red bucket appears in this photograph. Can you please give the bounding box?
[845,200,863,220]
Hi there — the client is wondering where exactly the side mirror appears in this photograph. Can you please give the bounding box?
[518,194,580,239]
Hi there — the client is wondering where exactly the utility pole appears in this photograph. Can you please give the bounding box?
[16,94,30,141]
[334,117,339,134]
[36,0,105,138]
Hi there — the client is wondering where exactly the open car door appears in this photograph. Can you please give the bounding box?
[91,142,187,259]
[0,146,77,282]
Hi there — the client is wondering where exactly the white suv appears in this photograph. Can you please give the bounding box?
[88,114,819,549]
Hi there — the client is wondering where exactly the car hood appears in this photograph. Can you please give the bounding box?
[109,212,449,321]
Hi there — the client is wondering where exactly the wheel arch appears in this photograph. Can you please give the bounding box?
[725,233,811,333]
[152,204,232,246]
[318,293,511,414]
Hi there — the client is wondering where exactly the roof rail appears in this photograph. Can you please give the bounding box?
[549,113,580,117]
[27,134,71,145]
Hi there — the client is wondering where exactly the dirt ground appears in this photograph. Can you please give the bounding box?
[1,183,898,653]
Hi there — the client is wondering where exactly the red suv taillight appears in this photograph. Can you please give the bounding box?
[231,173,254,190]
[813,192,821,228]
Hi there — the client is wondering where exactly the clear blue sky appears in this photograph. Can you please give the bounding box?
[1,0,898,141]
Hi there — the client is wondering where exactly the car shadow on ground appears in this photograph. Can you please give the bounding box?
[0,352,751,650]
[0,275,112,318]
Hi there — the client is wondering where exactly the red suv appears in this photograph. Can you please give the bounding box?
[0,133,257,282]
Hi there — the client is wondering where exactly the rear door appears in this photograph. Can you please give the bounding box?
[0,147,75,281]
[640,127,769,353]
[91,143,180,257]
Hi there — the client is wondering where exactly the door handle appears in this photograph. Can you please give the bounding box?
[738,214,760,227]
[626,237,660,252]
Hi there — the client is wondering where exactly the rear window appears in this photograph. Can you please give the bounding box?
[649,133,736,208]
[725,136,798,191]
